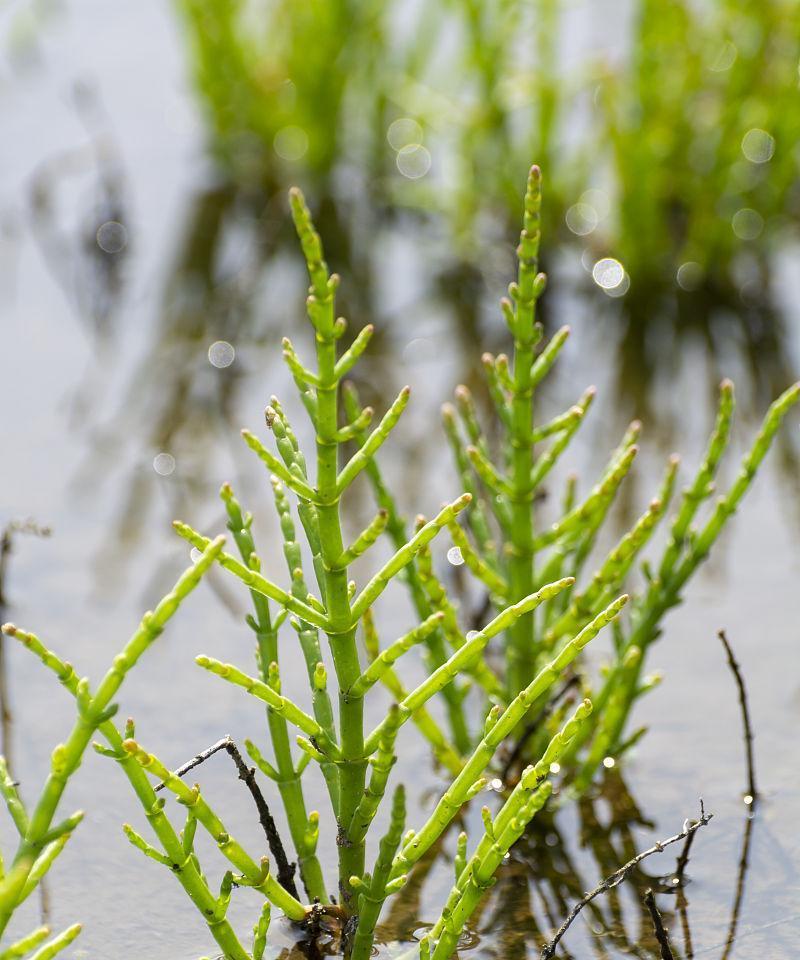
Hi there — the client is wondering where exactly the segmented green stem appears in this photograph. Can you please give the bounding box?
[4,600,253,958]
[389,595,626,881]
[0,538,225,937]
[221,481,329,899]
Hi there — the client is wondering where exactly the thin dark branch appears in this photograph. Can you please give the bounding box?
[717,630,757,807]
[673,827,696,960]
[672,797,702,960]
[155,736,232,785]
[156,735,300,900]
[0,520,51,606]
[468,591,493,633]
[541,802,712,959]
[0,527,12,609]
[643,889,675,960]
[223,740,300,898]
[0,519,51,763]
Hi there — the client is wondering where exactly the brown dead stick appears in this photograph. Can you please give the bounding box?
[540,801,712,959]
[717,629,757,807]
[155,735,300,900]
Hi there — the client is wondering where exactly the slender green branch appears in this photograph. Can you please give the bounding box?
[349,785,407,960]
[0,537,226,937]
[389,594,626,880]
[241,429,319,502]
[350,495,471,623]
[364,579,577,753]
[195,657,340,759]
[361,610,464,775]
[349,613,445,697]
[335,387,411,496]
[121,739,309,922]
[332,510,388,570]
[173,522,330,629]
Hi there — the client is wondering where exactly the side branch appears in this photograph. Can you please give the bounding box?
[154,735,300,900]
[173,522,330,630]
[195,657,341,760]
[349,495,471,623]
[335,387,411,495]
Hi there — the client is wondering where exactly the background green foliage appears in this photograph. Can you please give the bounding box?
[177,0,800,314]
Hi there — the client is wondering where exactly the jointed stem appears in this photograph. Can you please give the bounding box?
[0,539,225,938]
[290,187,369,909]
[506,166,545,696]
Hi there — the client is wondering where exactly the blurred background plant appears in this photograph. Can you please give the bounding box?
[51,0,799,564]
[175,0,800,324]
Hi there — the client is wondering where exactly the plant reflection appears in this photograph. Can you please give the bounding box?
[367,768,756,960]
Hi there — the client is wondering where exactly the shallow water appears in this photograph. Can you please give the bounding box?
[2,2,800,958]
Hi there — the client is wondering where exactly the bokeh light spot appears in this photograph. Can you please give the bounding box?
[709,41,737,72]
[565,202,598,236]
[732,208,764,240]
[605,272,630,298]
[387,118,423,151]
[447,546,464,566]
[676,261,703,291]
[208,340,235,368]
[396,144,431,179]
[273,125,309,161]
[741,128,775,163]
[96,220,128,254]
[592,257,625,290]
[153,453,175,476]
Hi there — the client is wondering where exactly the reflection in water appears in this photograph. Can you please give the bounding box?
[369,771,723,959]
[366,773,760,960]
[719,811,754,960]
[28,81,130,340]
[52,178,798,587]
[161,0,800,451]
[0,519,51,766]
[0,519,53,928]
[612,279,799,458]
[68,177,397,584]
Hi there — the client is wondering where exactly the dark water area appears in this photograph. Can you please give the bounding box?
[2,2,800,958]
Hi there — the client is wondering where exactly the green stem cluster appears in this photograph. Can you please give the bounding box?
[8,169,797,960]
[436,165,799,776]
[0,539,227,955]
[128,185,629,958]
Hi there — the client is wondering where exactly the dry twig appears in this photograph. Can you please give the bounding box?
[156,735,299,899]
[717,629,757,806]
[541,801,712,959]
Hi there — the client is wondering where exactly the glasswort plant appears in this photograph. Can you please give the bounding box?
[428,165,799,783]
[2,168,796,960]
[86,187,627,959]
[0,539,224,958]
